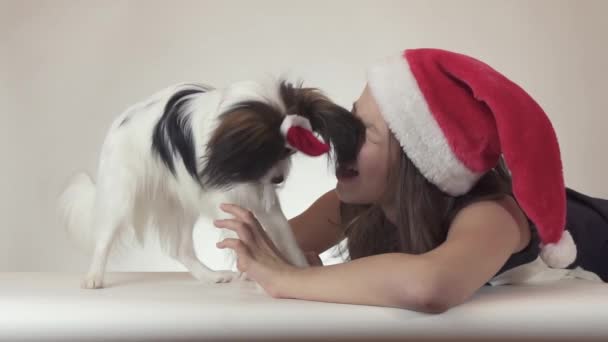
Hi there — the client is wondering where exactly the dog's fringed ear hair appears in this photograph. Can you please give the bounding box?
[200,101,286,189]
[280,115,329,156]
[279,81,365,166]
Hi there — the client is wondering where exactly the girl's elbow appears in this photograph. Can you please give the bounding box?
[410,288,453,314]
[396,276,462,314]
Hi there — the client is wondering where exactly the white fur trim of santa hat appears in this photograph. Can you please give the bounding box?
[366,54,483,196]
[540,230,577,268]
[280,114,312,138]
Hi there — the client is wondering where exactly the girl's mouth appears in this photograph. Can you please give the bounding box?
[336,165,359,180]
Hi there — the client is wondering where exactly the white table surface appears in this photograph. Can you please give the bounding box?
[1,272,608,341]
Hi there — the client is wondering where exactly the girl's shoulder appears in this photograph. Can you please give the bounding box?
[448,194,541,279]
[451,194,531,254]
[492,195,531,253]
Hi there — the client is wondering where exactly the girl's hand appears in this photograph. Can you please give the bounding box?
[214,203,298,297]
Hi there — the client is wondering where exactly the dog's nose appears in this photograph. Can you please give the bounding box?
[271,175,284,184]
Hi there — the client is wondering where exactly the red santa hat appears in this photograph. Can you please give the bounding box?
[366,48,576,268]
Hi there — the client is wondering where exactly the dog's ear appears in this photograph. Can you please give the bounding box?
[200,101,288,189]
[279,81,365,167]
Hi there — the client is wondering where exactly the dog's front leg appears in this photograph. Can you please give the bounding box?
[255,206,309,268]
[176,221,237,284]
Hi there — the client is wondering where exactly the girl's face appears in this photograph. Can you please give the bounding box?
[336,85,397,204]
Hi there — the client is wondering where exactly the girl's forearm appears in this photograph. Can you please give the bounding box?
[275,253,447,313]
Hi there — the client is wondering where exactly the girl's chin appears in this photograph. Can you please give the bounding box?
[336,185,364,204]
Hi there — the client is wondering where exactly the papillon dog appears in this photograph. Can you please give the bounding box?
[58,79,364,289]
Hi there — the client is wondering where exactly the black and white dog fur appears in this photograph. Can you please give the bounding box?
[58,79,364,289]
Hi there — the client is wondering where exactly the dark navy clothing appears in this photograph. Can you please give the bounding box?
[496,188,608,282]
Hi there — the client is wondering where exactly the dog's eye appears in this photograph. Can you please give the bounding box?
[271,175,285,184]
[281,147,295,159]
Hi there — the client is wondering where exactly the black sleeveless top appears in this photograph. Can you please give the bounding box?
[494,220,540,277]
[494,188,608,282]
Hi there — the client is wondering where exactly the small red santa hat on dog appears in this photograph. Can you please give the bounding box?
[366,48,576,268]
[280,114,330,157]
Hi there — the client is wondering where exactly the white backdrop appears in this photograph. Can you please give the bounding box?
[1,0,607,272]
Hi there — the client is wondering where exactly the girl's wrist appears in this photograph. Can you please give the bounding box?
[272,264,303,299]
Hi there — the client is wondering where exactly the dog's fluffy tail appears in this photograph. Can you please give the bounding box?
[58,172,97,251]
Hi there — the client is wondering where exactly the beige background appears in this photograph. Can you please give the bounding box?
[1,0,606,272]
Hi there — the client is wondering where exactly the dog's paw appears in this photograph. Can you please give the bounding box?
[192,270,238,284]
[210,270,238,283]
[81,274,104,289]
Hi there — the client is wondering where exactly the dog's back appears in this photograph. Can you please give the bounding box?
[61,83,220,248]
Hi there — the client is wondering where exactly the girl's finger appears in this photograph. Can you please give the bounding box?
[217,238,250,256]
[217,239,253,272]
[214,219,254,243]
